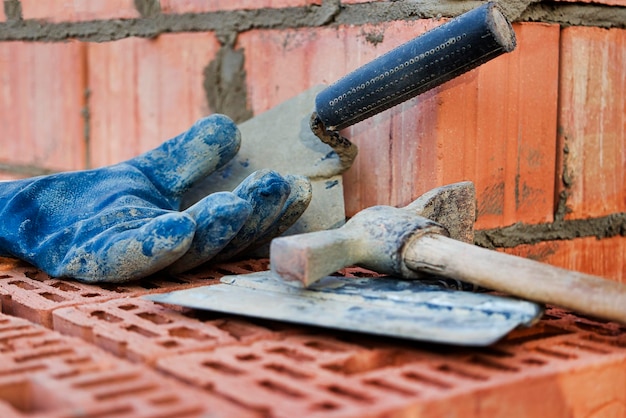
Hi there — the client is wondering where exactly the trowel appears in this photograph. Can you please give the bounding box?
[183,2,517,237]
[146,272,543,346]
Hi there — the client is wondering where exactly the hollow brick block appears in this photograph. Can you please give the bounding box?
[557,26,626,220]
[0,41,87,171]
[52,297,279,364]
[239,22,560,229]
[88,33,220,167]
[157,307,626,417]
[0,313,255,417]
[0,259,265,328]
[502,235,626,284]
[20,0,140,22]
[161,0,321,13]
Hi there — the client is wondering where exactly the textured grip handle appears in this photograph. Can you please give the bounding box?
[315,2,516,131]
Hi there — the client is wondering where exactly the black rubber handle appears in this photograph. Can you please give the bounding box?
[314,2,516,131]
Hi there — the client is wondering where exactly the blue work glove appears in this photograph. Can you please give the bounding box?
[0,115,311,283]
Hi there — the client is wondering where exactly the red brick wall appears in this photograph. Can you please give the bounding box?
[0,0,624,281]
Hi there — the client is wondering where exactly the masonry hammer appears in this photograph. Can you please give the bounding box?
[270,182,626,325]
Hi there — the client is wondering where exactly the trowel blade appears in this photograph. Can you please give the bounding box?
[182,86,347,235]
[145,272,543,346]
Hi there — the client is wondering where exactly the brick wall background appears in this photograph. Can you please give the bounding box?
[0,0,624,282]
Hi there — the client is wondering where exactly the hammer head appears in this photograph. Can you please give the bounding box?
[270,182,476,287]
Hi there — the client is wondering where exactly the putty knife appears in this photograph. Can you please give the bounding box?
[146,272,542,346]
[183,2,516,236]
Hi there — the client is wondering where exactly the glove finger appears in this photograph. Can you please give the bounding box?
[58,212,196,283]
[214,169,291,261]
[167,192,251,274]
[127,114,241,199]
[245,174,312,256]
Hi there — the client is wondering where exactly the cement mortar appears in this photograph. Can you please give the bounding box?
[0,1,623,42]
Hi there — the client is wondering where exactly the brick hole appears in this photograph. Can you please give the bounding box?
[303,339,347,352]
[574,321,624,336]
[235,353,260,362]
[158,340,179,348]
[264,363,311,379]
[502,323,571,345]
[258,379,305,398]
[53,364,105,380]
[310,401,341,411]
[325,384,373,403]
[168,326,213,341]
[435,364,488,382]
[201,361,244,376]
[559,340,611,354]
[570,313,612,324]
[266,346,315,362]
[15,348,74,363]
[31,338,63,348]
[64,356,91,365]
[50,282,80,292]
[0,364,47,377]
[476,347,515,358]
[117,304,138,311]
[38,292,66,302]
[520,357,547,366]
[80,293,101,298]
[533,346,577,360]
[362,378,417,396]
[138,281,162,290]
[136,312,172,325]
[149,394,179,405]
[7,280,36,290]
[0,275,12,279]
[581,334,626,349]
[90,310,123,323]
[125,325,159,338]
[98,284,130,294]
[402,371,453,389]
[162,276,186,285]
[24,270,48,281]
[467,355,519,372]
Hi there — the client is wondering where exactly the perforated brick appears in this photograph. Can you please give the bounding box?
[156,307,626,417]
[0,313,257,417]
[52,297,279,364]
[0,259,267,328]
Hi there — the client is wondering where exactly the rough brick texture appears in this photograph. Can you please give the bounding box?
[157,306,626,417]
[558,26,625,220]
[0,313,255,417]
[88,33,220,167]
[20,0,140,22]
[503,236,626,283]
[0,41,87,172]
[0,259,267,328]
[161,0,322,13]
[239,22,560,229]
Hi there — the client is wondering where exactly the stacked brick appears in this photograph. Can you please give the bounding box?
[0,0,625,415]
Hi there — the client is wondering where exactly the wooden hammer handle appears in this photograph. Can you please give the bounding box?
[405,234,626,324]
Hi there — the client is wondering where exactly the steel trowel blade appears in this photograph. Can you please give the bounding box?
[146,272,543,346]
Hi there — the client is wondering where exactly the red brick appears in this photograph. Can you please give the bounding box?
[21,0,139,22]
[239,22,560,229]
[162,0,321,13]
[0,259,264,328]
[52,297,277,364]
[0,313,254,417]
[88,33,220,166]
[502,235,626,284]
[157,307,626,417]
[0,41,87,171]
[558,27,626,219]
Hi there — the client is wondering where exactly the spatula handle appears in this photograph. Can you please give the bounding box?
[405,234,626,324]
[314,2,516,131]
